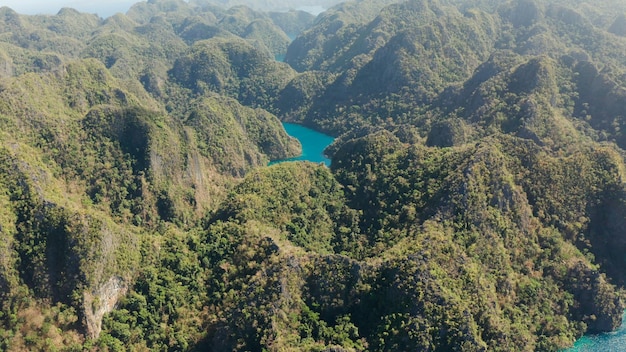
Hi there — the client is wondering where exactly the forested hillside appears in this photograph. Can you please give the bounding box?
[0,0,625,351]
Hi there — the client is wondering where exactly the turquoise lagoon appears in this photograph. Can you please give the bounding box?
[565,311,626,351]
[270,122,334,166]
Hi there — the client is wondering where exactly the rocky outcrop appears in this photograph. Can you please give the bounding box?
[83,276,129,339]
[567,261,624,333]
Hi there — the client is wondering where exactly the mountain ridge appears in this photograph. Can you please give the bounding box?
[0,0,625,351]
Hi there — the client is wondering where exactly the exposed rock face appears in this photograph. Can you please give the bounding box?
[83,276,129,339]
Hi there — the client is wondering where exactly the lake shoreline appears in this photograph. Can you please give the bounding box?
[564,310,626,351]
[269,122,335,166]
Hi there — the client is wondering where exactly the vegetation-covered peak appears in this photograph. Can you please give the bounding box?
[1,0,626,351]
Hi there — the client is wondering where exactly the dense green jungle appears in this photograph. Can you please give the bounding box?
[1,0,626,350]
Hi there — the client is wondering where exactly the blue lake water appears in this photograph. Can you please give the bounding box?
[564,311,626,351]
[270,122,334,166]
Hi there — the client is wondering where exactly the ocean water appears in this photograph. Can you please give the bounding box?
[564,312,626,351]
[270,122,334,166]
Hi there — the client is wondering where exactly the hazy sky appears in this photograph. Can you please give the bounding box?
[1,0,139,17]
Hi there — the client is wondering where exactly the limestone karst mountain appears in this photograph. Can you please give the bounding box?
[0,0,626,351]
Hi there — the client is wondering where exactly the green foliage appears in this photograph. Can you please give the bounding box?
[268,10,315,39]
[184,95,300,176]
[97,228,209,350]
[214,163,357,254]
[2,1,626,351]
[170,36,296,109]
[328,131,626,350]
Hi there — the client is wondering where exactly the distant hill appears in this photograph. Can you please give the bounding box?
[193,0,343,12]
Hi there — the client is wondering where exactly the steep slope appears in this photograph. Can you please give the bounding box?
[127,0,296,59]
[268,10,315,39]
[2,0,626,351]
[281,0,500,133]
[278,0,626,142]
[0,55,299,350]
[285,0,405,72]
[191,133,625,351]
[0,3,301,350]
[184,95,301,177]
[170,36,297,109]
